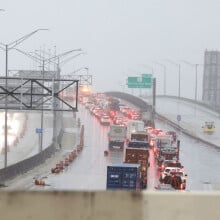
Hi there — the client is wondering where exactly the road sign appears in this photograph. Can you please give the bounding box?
[127,74,152,88]
[177,115,181,121]
[35,128,43,134]
[142,73,152,79]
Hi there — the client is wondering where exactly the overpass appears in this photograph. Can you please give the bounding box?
[105,92,220,147]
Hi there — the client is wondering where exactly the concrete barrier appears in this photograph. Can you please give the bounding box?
[157,95,220,113]
[0,126,65,182]
[0,143,56,181]
[0,191,219,220]
[155,112,220,148]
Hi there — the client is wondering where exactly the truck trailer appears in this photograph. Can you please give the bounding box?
[155,135,180,168]
[124,147,149,189]
[126,120,145,142]
[108,125,127,150]
[106,163,141,190]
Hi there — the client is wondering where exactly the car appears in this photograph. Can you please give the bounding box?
[121,106,130,115]
[100,115,111,125]
[160,167,187,189]
[155,183,175,191]
[159,159,183,171]
[144,126,154,134]
[165,131,177,142]
[153,128,163,135]
[163,171,187,190]
[114,117,123,125]
[202,121,215,133]
[159,167,183,182]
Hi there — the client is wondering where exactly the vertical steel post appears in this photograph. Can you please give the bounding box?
[164,66,166,96]
[152,78,156,124]
[178,64,181,98]
[4,45,8,167]
[40,59,45,152]
[195,64,198,101]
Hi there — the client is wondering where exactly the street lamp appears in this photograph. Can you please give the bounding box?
[180,60,200,101]
[67,66,89,75]
[164,59,181,98]
[141,64,154,75]
[0,28,49,167]
[15,47,84,151]
[153,61,167,95]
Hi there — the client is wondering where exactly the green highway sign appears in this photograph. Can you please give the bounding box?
[142,73,152,77]
[127,74,152,88]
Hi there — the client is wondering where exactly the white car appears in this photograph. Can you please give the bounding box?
[160,167,184,181]
[159,167,187,190]
[100,115,111,125]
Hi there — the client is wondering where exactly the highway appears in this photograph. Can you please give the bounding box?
[3,95,220,191]
[155,96,220,147]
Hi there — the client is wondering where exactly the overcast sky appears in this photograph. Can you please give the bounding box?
[1,0,220,99]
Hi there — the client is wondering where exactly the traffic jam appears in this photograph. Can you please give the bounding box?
[80,93,187,191]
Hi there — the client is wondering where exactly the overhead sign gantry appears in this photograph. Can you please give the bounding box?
[0,76,79,112]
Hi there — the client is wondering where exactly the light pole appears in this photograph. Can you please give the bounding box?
[0,29,49,167]
[180,60,200,101]
[15,47,83,150]
[164,59,181,98]
[140,64,155,98]
[153,61,167,95]
[141,64,154,75]
[67,66,89,75]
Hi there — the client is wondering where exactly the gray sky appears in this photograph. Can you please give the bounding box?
[1,0,220,98]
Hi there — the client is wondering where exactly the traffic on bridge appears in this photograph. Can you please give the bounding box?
[3,93,220,192]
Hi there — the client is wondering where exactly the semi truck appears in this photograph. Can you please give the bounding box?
[108,125,127,150]
[154,134,180,168]
[130,131,149,143]
[126,120,145,142]
[106,163,141,191]
[124,147,150,189]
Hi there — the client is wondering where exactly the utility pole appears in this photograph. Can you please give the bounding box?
[0,28,49,167]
